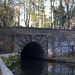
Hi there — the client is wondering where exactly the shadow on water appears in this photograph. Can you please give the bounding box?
[12,59,75,75]
[20,42,47,75]
[21,60,75,75]
[19,42,75,75]
[21,59,47,75]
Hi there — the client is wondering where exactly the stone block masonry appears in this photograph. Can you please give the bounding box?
[0,27,75,59]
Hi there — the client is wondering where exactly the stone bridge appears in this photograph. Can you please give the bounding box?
[0,27,75,59]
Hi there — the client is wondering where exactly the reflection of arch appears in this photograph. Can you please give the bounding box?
[21,60,47,75]
[21,42,45,61]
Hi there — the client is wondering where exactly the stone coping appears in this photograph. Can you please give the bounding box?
[0,53,18,58]
[47,57,75,63]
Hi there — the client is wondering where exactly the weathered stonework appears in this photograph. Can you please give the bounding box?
[0,30,14,53]
[0,27,75,59]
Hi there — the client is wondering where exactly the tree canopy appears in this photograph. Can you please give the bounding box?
[0,0,75,29]
[0,0,15,27]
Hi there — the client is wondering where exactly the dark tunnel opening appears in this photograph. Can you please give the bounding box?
[21,42,44,62]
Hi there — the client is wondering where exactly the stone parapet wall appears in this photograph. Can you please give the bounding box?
[0,27,75,59]
[0,27,14,53]
[0,53,18,58]
[48,30,75,58]
[0,35,14,53]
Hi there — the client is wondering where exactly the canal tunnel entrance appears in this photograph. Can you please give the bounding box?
[21,42,44,61]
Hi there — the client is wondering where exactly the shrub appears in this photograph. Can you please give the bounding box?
[1,54,21,70]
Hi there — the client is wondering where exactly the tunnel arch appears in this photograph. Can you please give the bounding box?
[21,42,45,61]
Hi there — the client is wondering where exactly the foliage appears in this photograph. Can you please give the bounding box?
[50,0,75,29]
[66,52,75,57]
[0,0,74,29]
[69,52,75,57]
[64,0,75,29]
[54,1,66,28]
[20,0,47,28]
[0,1,15,27]
[1,54,21,70]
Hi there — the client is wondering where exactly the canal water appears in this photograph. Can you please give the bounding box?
[12,59,75,75]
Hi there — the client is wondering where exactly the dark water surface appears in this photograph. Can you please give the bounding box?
[13,59,75,75]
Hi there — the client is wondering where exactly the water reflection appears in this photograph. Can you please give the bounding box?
[48,62,75,75]
[13,60,75,75]
[21,60,48,75]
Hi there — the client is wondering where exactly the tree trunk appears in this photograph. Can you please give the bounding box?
[18,8,20,26]
[44,12,46,28]
[50,0,52,28]
[66,7,69,29]
[24,3,26,26]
